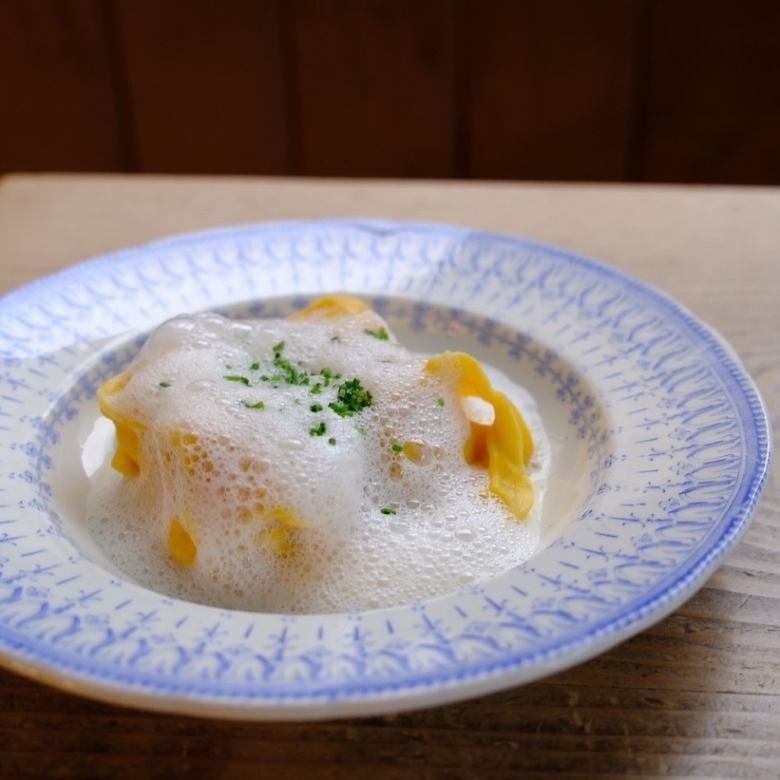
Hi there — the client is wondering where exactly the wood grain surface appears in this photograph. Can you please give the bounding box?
[638,0,780,184]
[0,0,126,171]
[289,0,457,177]
[115,0,290,175]
[463,0,639,181]
[0,175,778,779]
[3,1,780,184]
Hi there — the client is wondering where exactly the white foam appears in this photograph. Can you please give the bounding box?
[88,310,550,613]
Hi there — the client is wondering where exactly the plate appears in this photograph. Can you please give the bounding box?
[0,220,770,719]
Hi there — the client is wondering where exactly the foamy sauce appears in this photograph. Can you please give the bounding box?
[88,311,549,613]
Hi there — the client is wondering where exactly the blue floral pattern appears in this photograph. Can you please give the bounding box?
[0,221,770,715]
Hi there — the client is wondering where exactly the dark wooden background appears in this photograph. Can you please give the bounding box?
[1,0,779,183]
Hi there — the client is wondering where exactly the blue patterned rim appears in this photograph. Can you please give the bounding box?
[0,220,771,717]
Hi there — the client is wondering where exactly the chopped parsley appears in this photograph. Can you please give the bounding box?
[364,327,389,341]
[380,507,396,515]
[437,397,445,407]
[270,341,310,386]
[391,443,403,453]
[224,375,251,386]
[329,378,373,417]
[219,341,373,438]
[158,381,171,388]
[309,421,327,437]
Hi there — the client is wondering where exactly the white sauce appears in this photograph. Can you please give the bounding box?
[87,310,550,613]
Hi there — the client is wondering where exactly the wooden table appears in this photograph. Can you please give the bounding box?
[1,175,778,779]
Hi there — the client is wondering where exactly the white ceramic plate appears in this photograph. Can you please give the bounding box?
[0,221,770,719]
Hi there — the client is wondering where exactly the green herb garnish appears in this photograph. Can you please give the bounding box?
[271,341,309,386]
[249,362,260,371]
[380,507,396,515]
[159,381,171,388]
[310,403,323,412]
[436,397,445,407]
[364,327,389,341]
[309,421,327,437]
[328,378,373,418]
[242,400,265,410]
[330,335,341,343]
[391,443,403,453]
[310,383,322,395]
[328,437,336,445]
[224,375,251,386]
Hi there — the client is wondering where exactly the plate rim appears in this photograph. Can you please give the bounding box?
[0,218,772,718]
